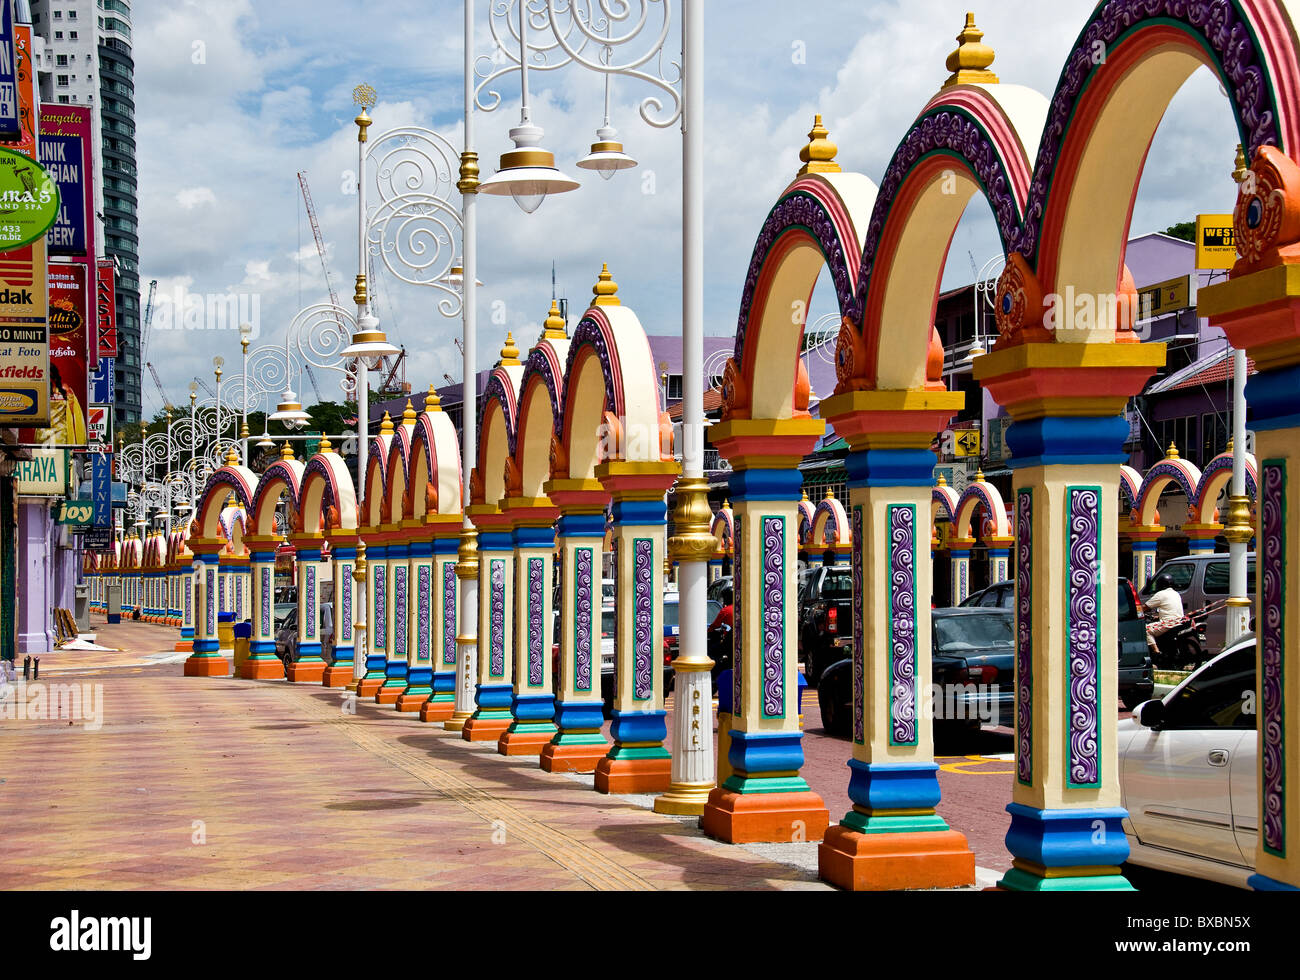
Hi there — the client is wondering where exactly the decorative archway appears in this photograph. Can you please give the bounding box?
[355,415,397,699]
[301,441,360,688]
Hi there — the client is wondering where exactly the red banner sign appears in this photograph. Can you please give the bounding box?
[96,258,116,358]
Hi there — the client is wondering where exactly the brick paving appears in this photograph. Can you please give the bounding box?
[0,618,831,891]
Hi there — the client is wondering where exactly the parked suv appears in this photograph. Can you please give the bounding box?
[960,577,1152,709]
[798,564,853,685]
[1140,553,1256,656]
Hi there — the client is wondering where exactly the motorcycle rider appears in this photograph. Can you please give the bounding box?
[1144,572,1185,653]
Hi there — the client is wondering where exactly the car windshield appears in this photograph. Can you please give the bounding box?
[821,569,852,600]
[933,611,1014,651]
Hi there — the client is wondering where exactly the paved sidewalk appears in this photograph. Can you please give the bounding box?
[0,622,830,891]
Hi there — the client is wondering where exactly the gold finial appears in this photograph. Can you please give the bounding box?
[402,399,417,425]
[353,83,377,142]
[801,488,809,501]
[319,436,333,454]
[975,469,985,482]
[937,473,947,486]
[458,150,480,195]
[798,115,841,176]
[1227,437,1234,453]
[426,383,442,413]
[281,442,294,460]
[592,263,620,307]
[1166,441,1180,460]
[240,421,250,440]
[824,487,834,500]
[943,12,999,88]
[543,300,567,339]
[380,411,394,436]
[224,446,239,466]
[499,332,521,366]
[723,499,730,511]
[1232,143,1250,184]
[353,273,368,307]
[165,408,172,423]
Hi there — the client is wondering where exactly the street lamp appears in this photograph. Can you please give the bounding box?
[239,322,254,463]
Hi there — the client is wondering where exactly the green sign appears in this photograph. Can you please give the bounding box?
[57,500,94,525]
[0,147,61,251]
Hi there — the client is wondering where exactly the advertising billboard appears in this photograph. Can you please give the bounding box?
[39,104,92,257]
[0,1,20,141]
[95,258,116,358]
[19,261,88,445]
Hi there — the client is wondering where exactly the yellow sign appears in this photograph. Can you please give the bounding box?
[1137,275,1191,320]
[1196,213,1236,270]
[953,430,981,457]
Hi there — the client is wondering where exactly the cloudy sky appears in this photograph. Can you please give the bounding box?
[134,0,1240,415]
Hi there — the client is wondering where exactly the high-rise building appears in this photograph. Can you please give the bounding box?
[30,0,141,424]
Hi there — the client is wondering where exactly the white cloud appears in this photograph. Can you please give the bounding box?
[174,187,216,209]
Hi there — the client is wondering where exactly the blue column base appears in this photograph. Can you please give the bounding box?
[998,802,1133,891]
[723,729,810,794]
[431,670,456,695]
[249,640,277,655]
[510,692,557,722]
[553,698,606,736]
[839,759,949,833]
[331,644,355,666]
[472,681,514,717]
[1249,873,1299,891]
[406,665,433,686]
[379,659,407,686]
[298,640,324,663]
[363,653,387,679]
[192,639,218,654]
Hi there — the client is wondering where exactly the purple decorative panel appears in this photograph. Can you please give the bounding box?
[574,548,593,691]
[633,539,654,701]
[888,505,917,747]
[1065,487,1101,788]
[528,558,545,687]
[394,566,408,656]
[732,521,743,716]
[417,565,431,662]
[305,566,317,639]
[235,575,244,617]
[1261,461,1286,856]
[205,568,214,634]
[442,563,457,665]
[1016,489,1033,786]
[374,567,386,651]
[761,516,785,719]
[852,504,864,746]
[489,559,506,677]
[260,567,271,640]
[340,568,353,642]
[219,574,225,610]
[185,572,192,623]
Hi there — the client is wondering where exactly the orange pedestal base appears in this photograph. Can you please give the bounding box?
[375,686,402,705]
[395,692,430,712]
[174,640,193,653]
[183,655,229,677]
[321,666,353,688]
[240,659,284,680]
[539,741,609,773]
[818,824,975,891]
[462,716,511,742]
[595,756,672,794]
[356,677,383,699]
[701,788,830,844]
[287,661,326,683]
[419,699,454,723]
[497,729,553,756]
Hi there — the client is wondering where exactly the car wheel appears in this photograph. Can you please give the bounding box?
[803,644,822,687]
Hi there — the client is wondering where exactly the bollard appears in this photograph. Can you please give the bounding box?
[23,655,30,680]
[33,657,39,680]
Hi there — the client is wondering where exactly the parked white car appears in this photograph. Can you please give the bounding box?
[1117,635,1257,889]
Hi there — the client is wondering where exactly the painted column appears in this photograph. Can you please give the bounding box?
[1183,522,1220,556]
[287,533,327,683]
[540,483,611,772]
[594,462,678,793]
[324,530,357,687]
[987,536,1014,585]
[498,500,560,755]
[445,529,479,733]
[813,393,974,890]
[377,534,410,704]
[1128,527,1162,590]
[243,537,283,679]
[949,538,974,605]
[420,520,461,723]
[700,462,829,844]
[463,510,514,741]
[183,546,228,676]
[357,539,388,698]
[396,530,434,712]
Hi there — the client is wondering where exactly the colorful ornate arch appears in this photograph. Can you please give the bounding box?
[251,458,304,537]
[954,478,1012,540]
[196,464,257,540]
[811,492,851,548]
[474,363,522,508]
[364,431,393,528]
[1193,449,1260,522]
[516,339,569,500]
[1137,454,1205,526]
[408,407,463,519]
[300,450,357,532]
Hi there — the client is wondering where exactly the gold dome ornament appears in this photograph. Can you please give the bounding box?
[592,264,620,307]
[498,332,522,367]
[798,115,841,176]
[280,442,294,461]
[380,411,395,437]
[1166,441,1180,460]
[542,300,567,340]
[943,13,999,88]
[224,446,240,467]
[353,83,377,143]
[402,399,417,425]
[318,436,334,454]
[426,383,442,413]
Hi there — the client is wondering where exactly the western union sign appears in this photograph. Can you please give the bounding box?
[1196,213,1236,270]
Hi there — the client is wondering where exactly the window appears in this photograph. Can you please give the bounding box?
[1162,645,1256,729]
[54,11,63,20]
[1142,561,1195,595]
[69,10,78,19]
[56,54,68,66]
[70,31,78,39]
[54,31,63,39]
[56,75,69,86]
[1202,559,1256,595]
[665,374,683,401]
[57,95,69,103]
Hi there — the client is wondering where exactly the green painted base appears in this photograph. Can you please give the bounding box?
[506,721,558,735]
[998,867,1135,891]
[722,774,812,795]
[550,731,608,747]
[605,745,671,761]
[841,811,951,835]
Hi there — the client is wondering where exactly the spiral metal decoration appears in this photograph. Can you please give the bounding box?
[365,192,464,316]
[475,0,681,128]
[290,303,360,399]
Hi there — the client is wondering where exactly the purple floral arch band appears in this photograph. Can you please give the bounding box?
[301,454,357,531]
[564,312,625,432]
[410,411,464,515]
[519,343,567,457]
[856,105,1025,319]
[1195,452,1259,517]
[733,188,862,366]
[251,463,302,536]
[1138,460,1203,523]
[1016,0,1286,264]
[199,468,255,539]
[478,367,520,461]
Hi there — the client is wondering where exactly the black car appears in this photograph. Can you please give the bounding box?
[959,578,1153,710]
[818,607,1016,738]
[798,564,853,686]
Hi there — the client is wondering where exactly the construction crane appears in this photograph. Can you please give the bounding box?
[379,347,407,395]
[302,361,324,402]
[146,362,173,411]
[140,279,159,410]
[298,172,341,309]
[194,377,216,399]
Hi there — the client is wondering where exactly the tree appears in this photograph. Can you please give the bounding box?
[1164,222,1195,242]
